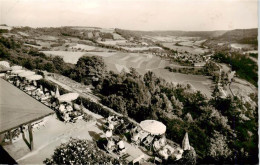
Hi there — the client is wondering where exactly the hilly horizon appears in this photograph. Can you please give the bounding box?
[1,24,257,33]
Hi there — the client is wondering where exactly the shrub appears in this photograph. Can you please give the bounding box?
[44,138,119,164]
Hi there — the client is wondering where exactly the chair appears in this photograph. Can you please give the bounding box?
[118,147,128,156]
[131,132,140,145]
[154,157,162,163]
[63,113,71,122]
[132,154,144,164]
[143,135,154,147]
[139,131,149,142]
[153,140,161,152]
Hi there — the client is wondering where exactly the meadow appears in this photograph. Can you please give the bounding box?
[230,43,254,49]
[70,44,96,51]
[121,46,162,51]
[98,40,127,46]
[162,42,208,55]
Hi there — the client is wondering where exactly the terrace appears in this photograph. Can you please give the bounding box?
[0,66,150,163]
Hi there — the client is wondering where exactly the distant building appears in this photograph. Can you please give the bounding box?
[87,32,93,38]
[194,62,206,67]
[141,42,149,46]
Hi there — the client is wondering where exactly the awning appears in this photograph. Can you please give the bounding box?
[0,61,11,72]
[58,93,79,103]
[0,61,10,68]
[18,71,35,78]
[11,65,22,71]
[11,69,26,74]
[26,74,43,81]
[140,120,166,135]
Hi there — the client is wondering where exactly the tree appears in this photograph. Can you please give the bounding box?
[184,113,193,123]
[75,56,106,82]
[176,146,197,165]
[208,131,232,161]
[129,67,140,79]
[24,59,34,70]
[43,62,54,72]
[170,95,183,116]
[52,56,65,72]
[162,93,173,112]
[102,94,127,115]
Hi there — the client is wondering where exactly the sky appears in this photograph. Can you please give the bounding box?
[0,0,258,31]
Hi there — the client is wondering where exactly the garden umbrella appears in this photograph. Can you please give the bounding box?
[0,61,10,68]
[11,69,26,74]
[0,65,11,72]
[140,120,166,135]
[182,132,191,151]
[26,74,43,81]
[18,71,35,78]
[11,65,22,70]
[58,93,79,103]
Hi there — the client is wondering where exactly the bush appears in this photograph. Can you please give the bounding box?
[75,96,112,118]
[44,138,119,164]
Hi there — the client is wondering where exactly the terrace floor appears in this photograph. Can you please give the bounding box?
[4,112,149,164]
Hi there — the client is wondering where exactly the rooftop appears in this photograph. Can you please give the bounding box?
[0,78,54,134]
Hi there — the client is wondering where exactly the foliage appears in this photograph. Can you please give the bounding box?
[213,51,258,86]
[97,67,258,163]
[208,131,232,161]
[69,56,106,84]
[52,56,65,73]
[75,96,112,118]
[175,146,197,165]
[44,138,119,164]
[249,53,258,58]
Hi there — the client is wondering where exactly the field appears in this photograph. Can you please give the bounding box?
[70,44,96,51]
[162,42,208,55]
[230,78,257,96]
[179,39,206,47]
[151,68,212,97]
[143,36,199,42]
[112,33,125,40]
[105,53,213,97]
[18,32,29,37]
[143,35,209,55]
[98,40,127,46]
[121,46,162,51]
[41,50,213,97]
[244,50,258,54]
[35,35,58,41]
[230,43,254,49]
